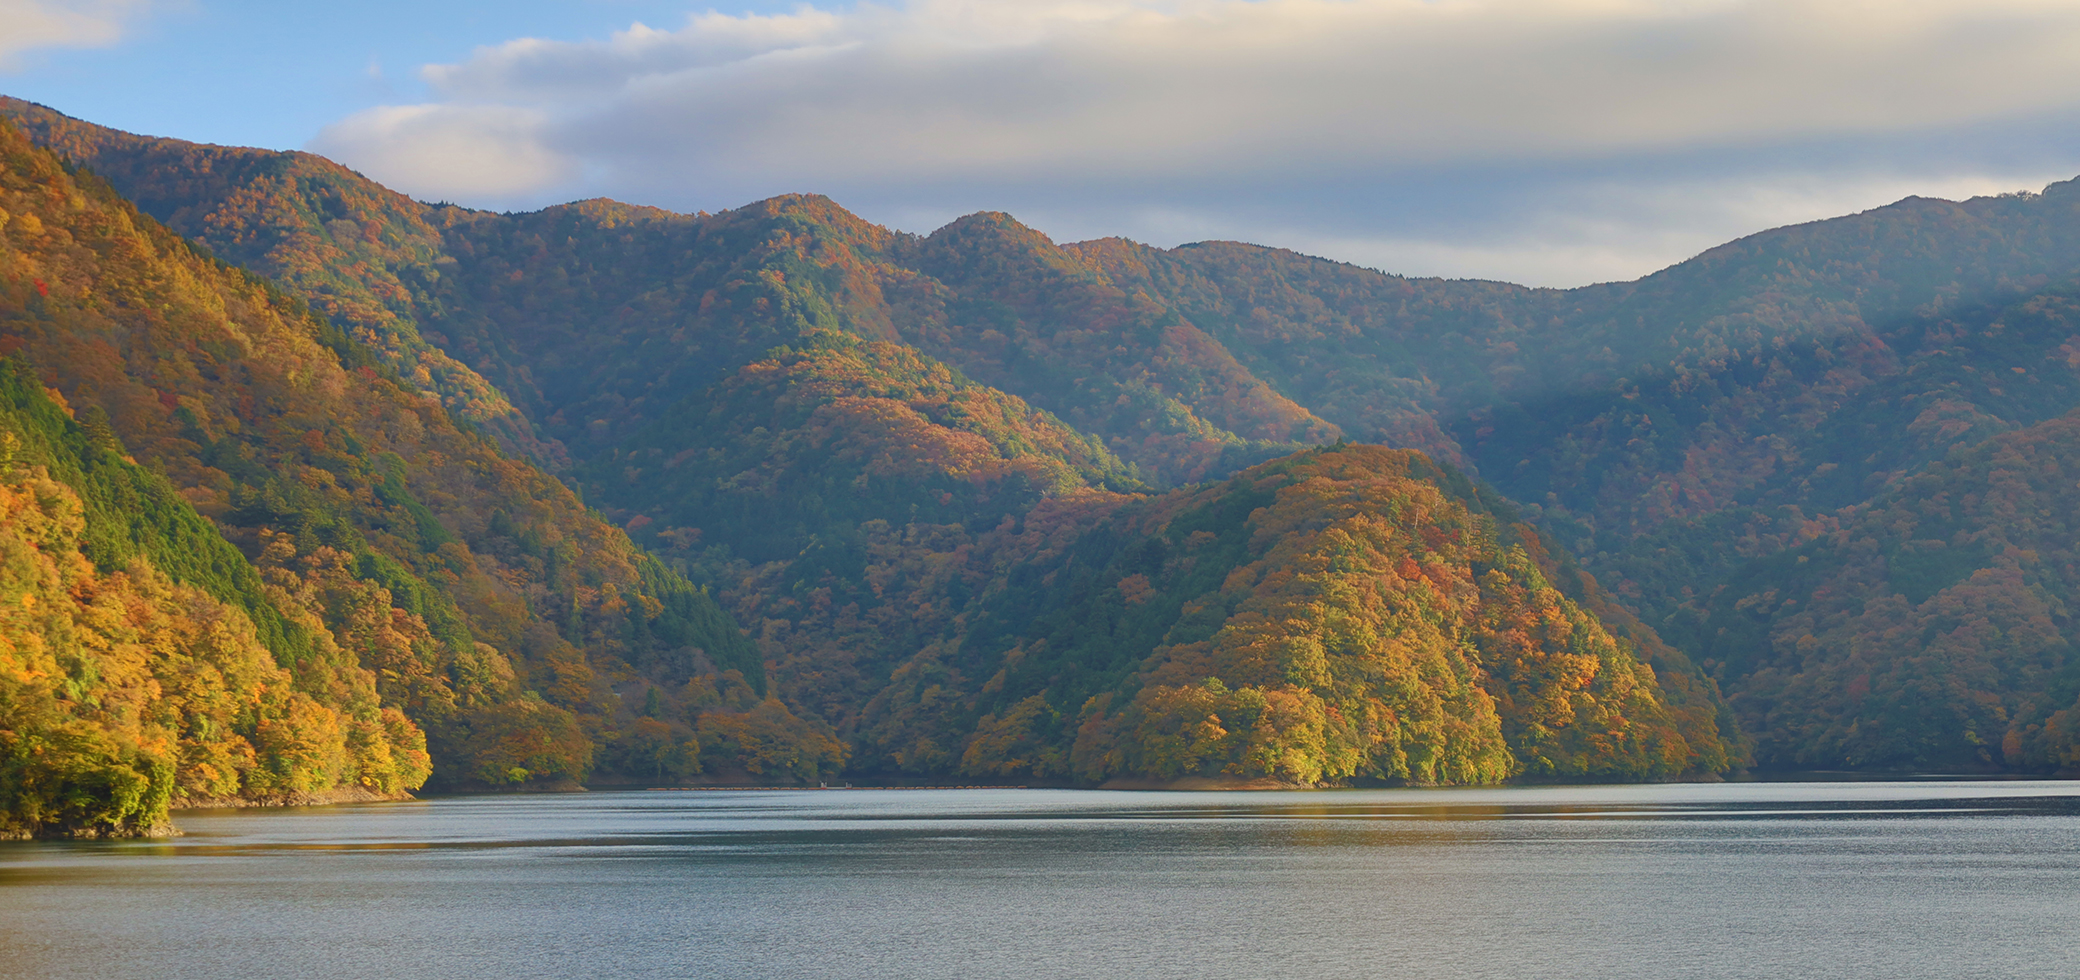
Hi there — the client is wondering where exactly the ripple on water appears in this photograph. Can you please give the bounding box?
[3,781,2078,980]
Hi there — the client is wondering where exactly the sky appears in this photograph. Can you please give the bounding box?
[5,0,2080,287]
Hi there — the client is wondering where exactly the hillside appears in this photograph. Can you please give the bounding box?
[855,444,1735,784]
[13,95,2080,780]
[36,88,2080,563]
[584,329,1139,565]
[0,359,428,838]
[685,442,1737,783]
[0,98,557,465]
[0,99,1338,485]
[1675,410,2080,771]
[0,115,849,816]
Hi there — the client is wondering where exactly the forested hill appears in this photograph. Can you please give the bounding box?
[1674,410,2080,772]
[0,356,429,838]
[16,96,2080,546]
[7,92,2080,792]
[0,98,556,465]
[886,444,1738,785]
[0,116,855,838]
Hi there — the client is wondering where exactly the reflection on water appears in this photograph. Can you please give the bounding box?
[4,781,2078,980]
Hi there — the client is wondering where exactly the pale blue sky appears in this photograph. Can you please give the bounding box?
[2,2,800,148]
[7,1,2080,287]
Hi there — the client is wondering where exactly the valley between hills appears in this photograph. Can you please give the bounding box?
[4,95,2079,838]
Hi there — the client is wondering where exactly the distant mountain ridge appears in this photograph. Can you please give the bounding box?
[8,93,2080,805]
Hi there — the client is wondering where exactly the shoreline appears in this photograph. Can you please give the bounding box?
[170,786,416,811]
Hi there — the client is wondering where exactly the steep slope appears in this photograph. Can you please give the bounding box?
[1587,276,2080,609]
[891,212,1340,483]
[1091,186,2080,546]
[422,193,917,455]
[585,328,1139,567]
[1460,191,2080,552]
[842,444,1735,783]
[1674,410,2080,771]
[20,100,2080,541]
[0,360,428,838]
[416,195,1333,484]
[0,117,827,798]
[0,96,554,463]
[0,101,1334,488]
[1063,237,1529,467]
[48,98,2080,776]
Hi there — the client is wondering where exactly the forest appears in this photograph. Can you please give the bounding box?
[5,92,2080,832]
[0,113,837,836]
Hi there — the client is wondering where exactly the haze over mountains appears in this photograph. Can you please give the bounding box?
[5,95,2080,836]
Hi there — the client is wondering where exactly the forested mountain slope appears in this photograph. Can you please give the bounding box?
[11,95,2080,777]
[0,97,554,464]
[16,97,2080,544]
[1081,187,2080,543]
[582,329,1139,567]
[884,444,1734,784]
[715,443,1737,783]
[0,99,1336,486]
[0,359,427,838]
[1675,410,2080,771]
[422,195,1337,485]
[0,117,839,817]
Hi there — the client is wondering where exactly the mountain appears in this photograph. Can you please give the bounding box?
[16,93,2080,795]
[1677,408,2080,771]
[0,113,856,837]
[0,99,1746,805]
[855,443,1734,784]
[581,328,1139,569]
[0,99,555,464]
[0,101,1338,483]
[0,359,426,838]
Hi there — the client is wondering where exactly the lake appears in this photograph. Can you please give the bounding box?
[2,781,2077,979]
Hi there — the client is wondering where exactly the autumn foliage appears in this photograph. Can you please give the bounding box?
[0,367,427,837]
[16,86,2080,820]
[936,446,1728,784]
[0,112,839,833]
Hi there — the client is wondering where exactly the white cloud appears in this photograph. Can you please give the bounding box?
[0,0,152,69]
[1401,170,2080,286]
[1000,168,2075,287]
[308,0,2080,284]
[312,103,575,203]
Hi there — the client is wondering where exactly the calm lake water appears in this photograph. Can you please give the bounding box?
[3,781,2078,979]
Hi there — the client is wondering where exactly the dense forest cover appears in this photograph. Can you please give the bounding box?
[0,359,427,838]
[0,116,842,830]
[583,328,1141,568]
[7,92,2080,836]
[0,99,552,463]
[1675,411,2080,771]
[850,444,1735,784]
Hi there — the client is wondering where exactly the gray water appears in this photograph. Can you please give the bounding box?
[3,781,2079,980]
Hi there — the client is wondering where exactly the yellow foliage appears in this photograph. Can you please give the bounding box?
[696,698,847,782]
[1071,446,1699,784]
[0,470,426,836]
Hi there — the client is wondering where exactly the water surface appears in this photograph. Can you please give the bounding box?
[4,781,2077,979]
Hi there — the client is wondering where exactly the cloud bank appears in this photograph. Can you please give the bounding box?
[0,0,151,69]
[311,0,2080,285]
